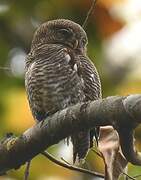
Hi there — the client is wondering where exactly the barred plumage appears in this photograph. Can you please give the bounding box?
[25,19,101,163]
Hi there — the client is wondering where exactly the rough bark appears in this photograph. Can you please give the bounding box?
[0,94,141,174]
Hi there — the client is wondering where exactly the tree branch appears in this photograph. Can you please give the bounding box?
[0,94,141,174]
[82,0,97,29]
[41,151,104,178]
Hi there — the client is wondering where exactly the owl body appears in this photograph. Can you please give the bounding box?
[25,19,101,162]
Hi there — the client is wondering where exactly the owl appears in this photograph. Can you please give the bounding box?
[25,19,102,163]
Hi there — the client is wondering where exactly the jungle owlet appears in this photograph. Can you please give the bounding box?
[25,19,102,163]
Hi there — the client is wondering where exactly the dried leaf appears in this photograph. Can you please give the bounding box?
[98,126,127,180]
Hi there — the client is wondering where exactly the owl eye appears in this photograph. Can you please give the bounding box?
[57,28,72,38]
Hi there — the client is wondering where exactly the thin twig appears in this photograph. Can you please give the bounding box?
[61,157,71,165]
[133,174,141,178]
[82,0,97,29]
[91,149,103,158]
[0,66,11,71]
[41,151,104,178]
[24,161,31,180]
[122,172,136,180]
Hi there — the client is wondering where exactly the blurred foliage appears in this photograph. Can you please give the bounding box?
[0,0,141,179]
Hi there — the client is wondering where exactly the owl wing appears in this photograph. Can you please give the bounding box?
[77,54,102,146]
[25,44,85,121]
[78,54,102,101]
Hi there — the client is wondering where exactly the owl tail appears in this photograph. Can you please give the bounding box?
[71,130,90,164]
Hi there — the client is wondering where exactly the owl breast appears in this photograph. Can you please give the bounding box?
[25,44,85,121]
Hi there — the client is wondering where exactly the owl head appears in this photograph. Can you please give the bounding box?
[31,19,88,53]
